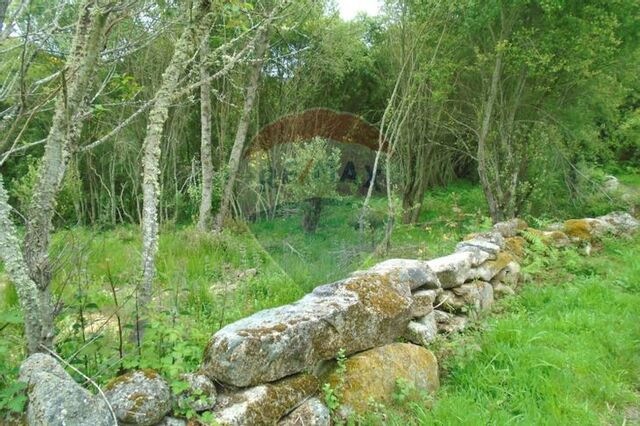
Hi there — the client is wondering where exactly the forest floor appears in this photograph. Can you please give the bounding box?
[1,179,639,422]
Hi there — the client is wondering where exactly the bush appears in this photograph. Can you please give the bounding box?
[283,138,341,233]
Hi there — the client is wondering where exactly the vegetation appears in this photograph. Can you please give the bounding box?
[358,234,640,425]
[283,137,342,233]
[0,0,638,422]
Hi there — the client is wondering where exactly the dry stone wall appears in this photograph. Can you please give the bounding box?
[19,211,639,426]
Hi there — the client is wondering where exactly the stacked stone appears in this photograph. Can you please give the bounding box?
[18,211,638,426]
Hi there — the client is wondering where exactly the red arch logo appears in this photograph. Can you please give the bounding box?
[246,108,387,157]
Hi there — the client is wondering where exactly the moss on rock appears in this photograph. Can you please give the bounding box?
[214,373,319,425]
[564,219,593,240]
[505,236,526,258]
[326,343,439,416]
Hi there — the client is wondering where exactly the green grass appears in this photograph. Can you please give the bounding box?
[359,235,640,425]
[1,224,306,391]
[249,180,490,293]
[0,180,489,392]
[1,179,638,423]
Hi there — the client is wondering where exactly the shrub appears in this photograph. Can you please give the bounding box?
[283,137,341,233]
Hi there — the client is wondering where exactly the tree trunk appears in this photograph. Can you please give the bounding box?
[214,25,270,231]
[197,36,213,231]
[0,0,10,34]
[21,0,110,351]
[0,175,46,354]
[477,50,503,224]
[302,197,322,233]
[138,0,212,342]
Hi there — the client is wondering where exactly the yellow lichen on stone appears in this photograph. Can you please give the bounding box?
[215,373,319,425]
[485,252,513,272]
[104,371,135,391]
[564,219,593,240]
[345,275,408,317]
[505,236,526,258]
[326,343,439,415]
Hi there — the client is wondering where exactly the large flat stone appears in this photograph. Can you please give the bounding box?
[564,212,639,241]
[456,238,501,259]
[19,354,113,426]
[598,211,639,235]
[425,252,475,289]
[201,274,413,387]
[326,343,439,417]
[354,258,441,290]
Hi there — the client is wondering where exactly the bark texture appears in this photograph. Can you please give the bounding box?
[214,25,270,230]
[0,176,45,354]
[477,51,503,223]
[197,36,213,231]
[21,0,110,351]
[138,0,213,340]
[0,0,10,34]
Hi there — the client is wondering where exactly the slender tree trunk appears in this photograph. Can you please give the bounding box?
[21,0,110,351]
[138,0,212,341]
[477,50,503,223]
[0,175,45,354]
[214,25,270,231]
[197,36,213,230]
[0,0,10,34]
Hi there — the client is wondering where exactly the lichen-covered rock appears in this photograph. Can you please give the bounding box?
[527,228,573,248]
[469,252,515,282]
[454,245,493,267]
[493,218,528,238]
[410,289,437,317]
[404,312,438,347]
[326,343,439,416]
[456,238,501,258]
[435,281,493,313]
[177,372,217,412]
[278,397,330,426]
[598,211,639,235]
[493,282,516,298]
[356,258,441,290]
[426,252,475,289]
[563,219,599,241]
[19,354,113,426]
[463,231,506,249]
[504,236,527,258]
[214,374,319,426]
[434,310,468,334]
[155,417,186,426]
[202,274,413,387]
[491,261,521,286]
[562,213,638,241]
[104,369,171,426]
